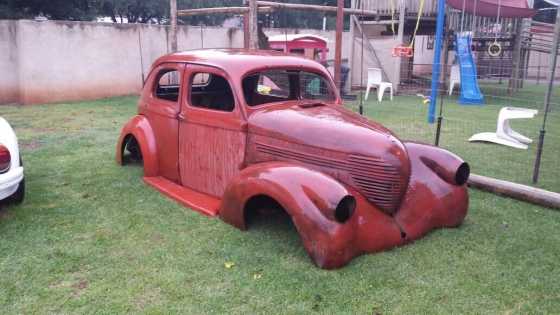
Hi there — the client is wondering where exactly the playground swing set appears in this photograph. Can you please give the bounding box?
[427,0,537,112]
[390,0,426,58]
[390,0,524,106]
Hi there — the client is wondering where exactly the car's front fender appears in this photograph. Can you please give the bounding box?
[116,115,158,177]
[219,161,403,269]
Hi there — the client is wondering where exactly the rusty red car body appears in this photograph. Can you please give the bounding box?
[116,49,470,269]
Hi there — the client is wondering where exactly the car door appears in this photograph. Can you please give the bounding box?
[143,62,185,182]
[178,64,247,197]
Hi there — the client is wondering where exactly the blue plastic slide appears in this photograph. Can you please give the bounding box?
[455,33,484,105]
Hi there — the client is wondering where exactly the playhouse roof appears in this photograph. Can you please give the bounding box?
[446,0,536,18]
[267,34,329,44]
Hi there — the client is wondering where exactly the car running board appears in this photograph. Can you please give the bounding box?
[143,176,220,217]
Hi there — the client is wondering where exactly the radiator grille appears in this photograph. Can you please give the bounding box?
[347,155,401,212]
[255,143,402,213]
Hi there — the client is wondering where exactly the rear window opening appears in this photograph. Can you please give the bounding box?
[190,72,235,112]
[242,70,335,107]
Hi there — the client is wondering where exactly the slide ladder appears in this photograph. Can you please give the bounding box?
[455,33,485,105]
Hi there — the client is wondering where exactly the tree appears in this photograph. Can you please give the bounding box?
[0,0,98,20]
[99,0,168,24]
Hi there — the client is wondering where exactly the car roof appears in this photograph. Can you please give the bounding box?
[153,49,329,76]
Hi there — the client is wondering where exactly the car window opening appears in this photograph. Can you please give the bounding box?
[155,70,180,102]
[243,70,335,107]
[190,72,235,112]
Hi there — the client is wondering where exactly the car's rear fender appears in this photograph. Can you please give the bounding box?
[116,115,158,177]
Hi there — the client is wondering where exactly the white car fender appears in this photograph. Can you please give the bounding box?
[0,116,24,202]
[0,117,21,168]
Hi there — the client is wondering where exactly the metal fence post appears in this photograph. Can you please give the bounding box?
[532,7,560,184]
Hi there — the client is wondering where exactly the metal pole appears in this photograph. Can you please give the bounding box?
[532,7,560,184]
[170,0,178,52]
[428,0,446,124]
[435,33,450,146]
[334,0,344,91]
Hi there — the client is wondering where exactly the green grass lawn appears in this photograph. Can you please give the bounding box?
[1,95,559,314]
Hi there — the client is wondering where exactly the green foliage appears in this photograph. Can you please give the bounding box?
[0,0,98,20]
[0,0,352,29]
[99,0,168,23]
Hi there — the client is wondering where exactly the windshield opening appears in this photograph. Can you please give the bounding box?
[242,70,335,107]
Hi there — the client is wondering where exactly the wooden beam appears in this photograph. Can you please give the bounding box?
[256,1,378,16]
[170,0,178,52]
[177,6,273,16]
[248,0,258,49]
[394,0,405,93]
[468,174,560,209]
[334,0,344,91]
[178,7,248,16]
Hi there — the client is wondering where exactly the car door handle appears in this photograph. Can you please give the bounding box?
[177,113,186,121]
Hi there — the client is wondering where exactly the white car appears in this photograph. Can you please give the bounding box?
[0,117,24,205]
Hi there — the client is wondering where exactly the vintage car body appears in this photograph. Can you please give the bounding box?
[116,49,469,269]
[0,117,25,205]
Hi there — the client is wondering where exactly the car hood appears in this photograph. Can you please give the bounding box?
[247,103,408,160]
[247,103,411,214]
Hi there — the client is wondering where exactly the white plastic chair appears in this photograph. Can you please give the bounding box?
[469,107,538,149]
[364,68,393,102]
[448,64,460,96]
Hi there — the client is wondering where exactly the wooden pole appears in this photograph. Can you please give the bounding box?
[256,1,378,16]
[243,0,250,49]
[349,0,356,90]
[394,0,405,93]
[469,174,560,209]
[334,0,344,92]
[170,0,178,52]
[248,0,258,49]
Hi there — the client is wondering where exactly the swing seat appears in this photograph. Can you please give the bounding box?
[468,107,538,150]
[392,46,414,58]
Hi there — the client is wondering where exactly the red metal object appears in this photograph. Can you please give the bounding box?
[116,49,470,269]
[446,0,536,18]
[392,46,414,58]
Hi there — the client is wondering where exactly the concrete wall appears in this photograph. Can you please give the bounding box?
[0,20,245,105]
[0,21,20,104]
[0,20,361,105]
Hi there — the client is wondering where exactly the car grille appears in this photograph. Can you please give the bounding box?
[255,143,402,213]
[346,155,402,213]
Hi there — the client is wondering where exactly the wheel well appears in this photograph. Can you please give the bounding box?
[121,134,143,164]
[243,195,289,228]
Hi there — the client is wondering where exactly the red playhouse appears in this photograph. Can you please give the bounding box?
[268,34,329,63]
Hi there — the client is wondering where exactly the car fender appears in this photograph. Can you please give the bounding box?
[116,115,158,177]
[0,117,21,169]
[395,142,469,240]
[220,161,362,268]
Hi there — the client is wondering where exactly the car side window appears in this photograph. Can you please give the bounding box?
[190,72,235,112]
[154,69,180,102]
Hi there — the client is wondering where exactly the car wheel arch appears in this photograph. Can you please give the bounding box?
[116,115,158,177]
